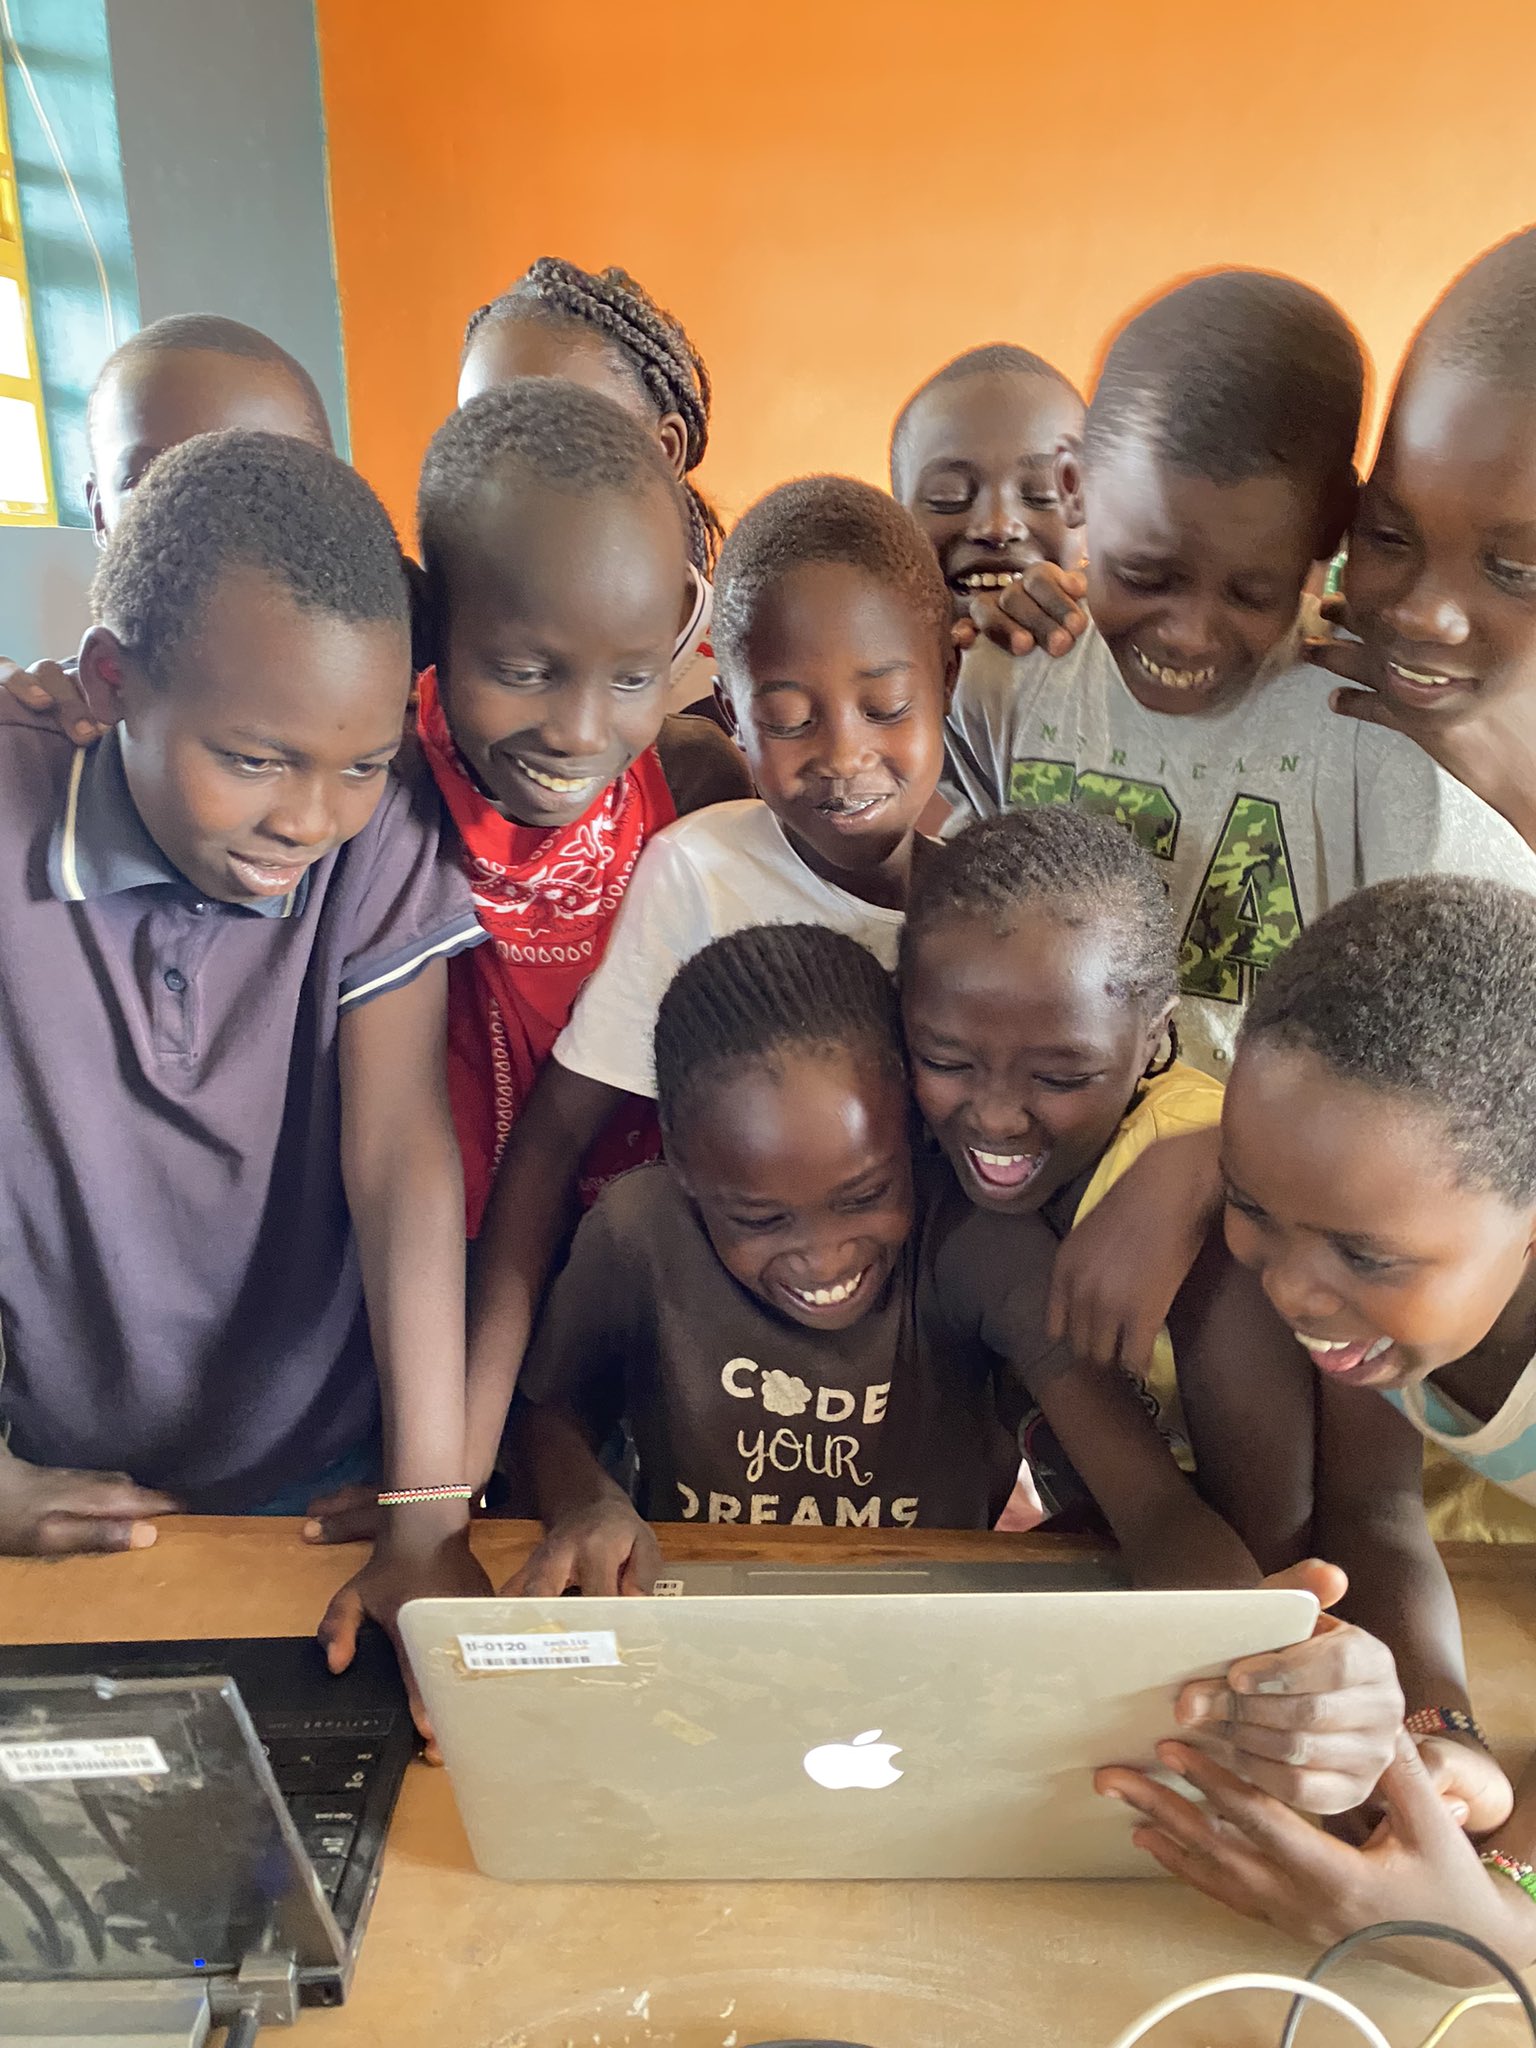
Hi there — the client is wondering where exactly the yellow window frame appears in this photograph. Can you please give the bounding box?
[0,75,55,525]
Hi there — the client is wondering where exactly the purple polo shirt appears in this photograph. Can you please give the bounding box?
[0,700,484,1510]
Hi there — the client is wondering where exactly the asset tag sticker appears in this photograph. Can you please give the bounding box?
[457,1630,621,1672]
[0,1737,169,1784]
[652,1580,685,1598]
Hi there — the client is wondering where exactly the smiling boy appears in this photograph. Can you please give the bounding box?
[0,431,487,1684]
[891,344,1087,615]
[1317,226,1536,855]
[943,270,1536,1074]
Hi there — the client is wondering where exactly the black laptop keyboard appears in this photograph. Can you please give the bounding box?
[254,1711,393,1904]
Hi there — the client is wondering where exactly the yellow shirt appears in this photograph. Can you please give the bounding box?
[1072,1064,1536,1544]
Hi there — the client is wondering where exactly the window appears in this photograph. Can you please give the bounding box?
[0,73,53,525]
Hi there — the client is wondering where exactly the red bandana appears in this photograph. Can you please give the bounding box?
[416,666,674,1234]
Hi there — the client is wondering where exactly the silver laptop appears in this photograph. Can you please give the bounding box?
[399,1584,1316,1882]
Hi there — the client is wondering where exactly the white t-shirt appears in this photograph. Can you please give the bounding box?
[944,628,1536,1073]
[1387,1362,1536,1507]
[667,569,716,714]
[554,799,906,1098]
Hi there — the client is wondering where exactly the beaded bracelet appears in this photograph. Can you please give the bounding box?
[376,1484,475,1507]
[1405,1705,1491,1749]
[1482,1850,1536,1904]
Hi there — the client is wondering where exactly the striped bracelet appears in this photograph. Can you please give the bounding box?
[1482,1851,1536,1903]
[376,1485,475,1507]
[1405,1705,1490,1749]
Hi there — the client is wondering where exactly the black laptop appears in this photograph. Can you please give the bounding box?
[0,1630,413,2018]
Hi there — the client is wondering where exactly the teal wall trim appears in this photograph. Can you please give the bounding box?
[1,0,140,528]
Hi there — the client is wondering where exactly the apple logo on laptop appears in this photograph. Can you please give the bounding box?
[802,1729,903,1790]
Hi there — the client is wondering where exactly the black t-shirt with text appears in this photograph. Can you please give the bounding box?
[520,1158,1068,1531]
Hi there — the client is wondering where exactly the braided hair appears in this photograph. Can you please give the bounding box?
[902,807,1178,1020]
[1240,876,1536,1206]
[463,257,723,575]
[654,924,905,1147]
[92,428,407,673]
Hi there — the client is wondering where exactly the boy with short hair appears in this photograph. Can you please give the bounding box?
[943,269,1536,1074]
[890,343,1087,637]
[3,312,336,739]
[0,429,488,1686]
[1316,225,1536,856]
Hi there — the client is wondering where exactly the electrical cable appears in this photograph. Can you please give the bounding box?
[0,0,117,351]
[1277,1922,1536,2048]
[1107,1972,1392,2048]
[1415,1991,1522,2048]
[223,2008,261,2048]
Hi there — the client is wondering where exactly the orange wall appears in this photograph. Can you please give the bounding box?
[315,0,1536,543]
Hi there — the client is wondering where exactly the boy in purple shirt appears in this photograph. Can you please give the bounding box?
[0,428,488,1701]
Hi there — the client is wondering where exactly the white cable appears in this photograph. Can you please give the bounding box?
[0,0,117,351]
[1108,1972,1394,2048]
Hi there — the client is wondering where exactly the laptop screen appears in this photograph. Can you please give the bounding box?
[0,1673,344,1986]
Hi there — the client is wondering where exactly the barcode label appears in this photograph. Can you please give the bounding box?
[457,1630,620,1672]
[652,1579,685,1597]
[0,1737,169,1783]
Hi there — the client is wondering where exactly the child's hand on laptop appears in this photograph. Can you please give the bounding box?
[0,654,106,745]
[951,563,1088,659]
[318,1523,492,1757]
[1096,1733,1536,1988]
[502,1500,662,1598]
[0,1444,178,1555]
[1163,1559,1404,1815]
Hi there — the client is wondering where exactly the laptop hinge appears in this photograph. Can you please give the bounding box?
[209,1949,299,2031]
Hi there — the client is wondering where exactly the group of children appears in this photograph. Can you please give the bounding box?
[6,227,1536,1978]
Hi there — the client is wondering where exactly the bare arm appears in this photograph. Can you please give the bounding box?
[1313,1376,1470,1719]
[1048,1127,1224,1374]
[463,1059,626,1486]
[1168,1228,1317,1574]
[1032,1362,1261,1588]
[323,963,491,1722]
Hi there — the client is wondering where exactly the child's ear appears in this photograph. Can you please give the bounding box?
[85,474,107,547]
[1142,997,1179,1077]
[1055,437,1087,531]
[941,637,961,709]
[713,675,741,741]
[656,412,689,483]
[1316,466,1359,563]
[75,625,131,725]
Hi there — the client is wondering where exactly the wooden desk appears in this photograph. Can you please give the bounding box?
[6,1523,1534,2048]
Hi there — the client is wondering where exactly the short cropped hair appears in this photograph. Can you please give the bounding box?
[1240,875,1536,1205]
[902,805,1178,1019]
[416,380,687,622]
[889,343,1082,490]
[712,476,950,689]
[88,313,331,449]
[462,256,723,573]
[1412,224,1536,389]
[1083,271,1365,490]
[91,429,407,673]
[654,923,905,1145]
